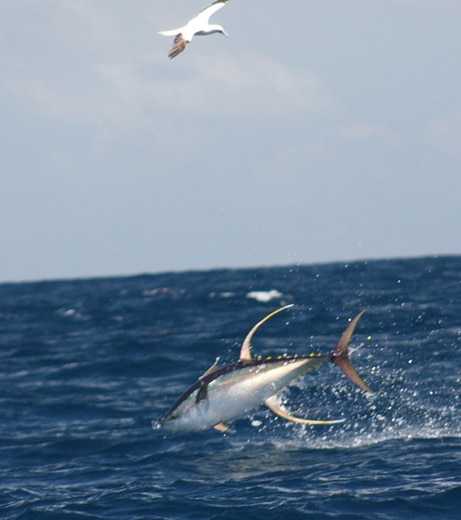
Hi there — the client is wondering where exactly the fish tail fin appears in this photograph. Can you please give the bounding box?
[332,311,373,393]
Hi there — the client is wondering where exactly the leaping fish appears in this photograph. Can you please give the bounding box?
[156,305,373,433]
[158,0,230,59]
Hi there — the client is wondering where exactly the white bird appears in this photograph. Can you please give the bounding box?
[158,0,230,59]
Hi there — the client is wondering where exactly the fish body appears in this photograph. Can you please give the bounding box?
[160,355,330,432]
[157,306,372,433]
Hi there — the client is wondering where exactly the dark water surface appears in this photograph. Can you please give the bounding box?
[1,256,460,519]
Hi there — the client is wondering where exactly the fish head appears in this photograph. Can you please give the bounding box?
[156,391,201,432]
[155,380,225,433]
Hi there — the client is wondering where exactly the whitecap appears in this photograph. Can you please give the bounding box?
[246,290,283,303]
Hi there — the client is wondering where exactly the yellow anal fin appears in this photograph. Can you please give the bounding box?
[264,395,345,426]
[214,421,231,433]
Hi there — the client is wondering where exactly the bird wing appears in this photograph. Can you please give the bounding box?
[158,28,182,37]
[168,34,190,59]
[192,0,229,24]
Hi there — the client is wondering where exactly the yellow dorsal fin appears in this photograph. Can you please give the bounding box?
[239,305,294,362]
[264,395,345,426]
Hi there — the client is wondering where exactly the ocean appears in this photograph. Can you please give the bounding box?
[1,256,460,519]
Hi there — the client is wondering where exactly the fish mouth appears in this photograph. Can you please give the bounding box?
[153,415,173,430]
[152,420,162,430]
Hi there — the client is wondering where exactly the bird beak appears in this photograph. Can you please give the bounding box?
[222,30,230,37]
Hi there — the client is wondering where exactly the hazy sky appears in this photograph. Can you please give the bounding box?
[1,0,460,282]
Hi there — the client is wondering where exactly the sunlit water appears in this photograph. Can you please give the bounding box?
[1,256,460,519]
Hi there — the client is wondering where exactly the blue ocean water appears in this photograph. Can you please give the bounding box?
[1,256,460,519]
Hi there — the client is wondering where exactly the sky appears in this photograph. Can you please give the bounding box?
[1,0,460,282]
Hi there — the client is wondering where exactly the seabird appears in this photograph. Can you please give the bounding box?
[158,0,230,59]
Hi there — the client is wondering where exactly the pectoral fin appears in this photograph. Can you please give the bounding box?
[264,395,345,426]
[195,381,208,403]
